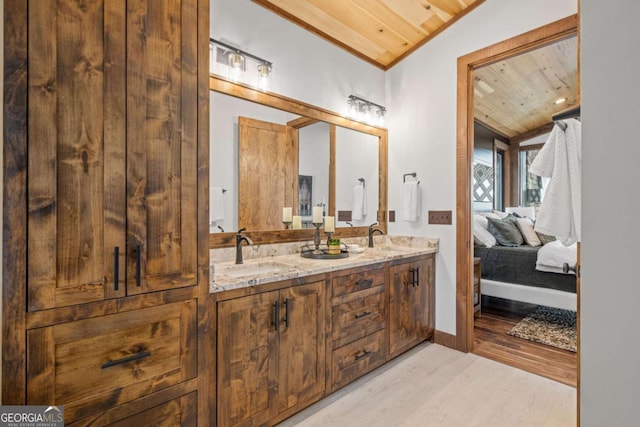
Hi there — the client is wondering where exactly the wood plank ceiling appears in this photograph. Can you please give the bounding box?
[473,37,579,139]
[252,0,486,70]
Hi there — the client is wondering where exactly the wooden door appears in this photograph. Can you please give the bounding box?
[217,291,280,427]
[238,117,297,231]
[389,258,433,358]
[278,281,327,413]
[27,0,127,310]
[126,0,199,295]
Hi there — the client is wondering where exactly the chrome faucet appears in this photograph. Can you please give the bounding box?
[235,228,253,264]
[368,222,384,248]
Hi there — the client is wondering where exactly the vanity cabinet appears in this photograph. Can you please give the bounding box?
[4,0,209,425]
[388,255,435,359]
[216,280,327,427]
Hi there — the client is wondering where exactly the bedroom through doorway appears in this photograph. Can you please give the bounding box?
[456,15,580,387]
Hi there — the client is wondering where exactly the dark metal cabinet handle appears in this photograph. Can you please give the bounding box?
[273,301,280,331]
[135,244,142,286]
[356,278,373,288]
[354,311,372,320]
[355,350,371,361]
[101,351,151,369]
[416,267,420,287]
[410,268,416,287]
[113,247,120,291]
[283,299,290,328]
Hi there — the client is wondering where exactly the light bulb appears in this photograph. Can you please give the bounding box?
[257,64,271,92]
[227,52,244,83]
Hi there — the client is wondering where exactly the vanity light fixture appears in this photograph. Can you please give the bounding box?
[347,95,386,127]
[210,38,273,91]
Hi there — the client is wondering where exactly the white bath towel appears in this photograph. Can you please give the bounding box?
[402,181,420,222]
[530,119,581,245]
[536,240,577,274]
[210,186,225,223]
[352,184,366,220]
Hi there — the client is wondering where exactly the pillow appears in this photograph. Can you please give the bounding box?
[473,219,497,247]
[537,232,556,245]
[474,213,489,230]
[515,217,541,247]
[487,214,524,247]
[492,210,509,219]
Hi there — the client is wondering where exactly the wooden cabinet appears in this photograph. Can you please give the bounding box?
[106,392,198,427]
[25,0,200,311]
[4,0,209,425]
[217,281,326,427]
[388,255,435,358]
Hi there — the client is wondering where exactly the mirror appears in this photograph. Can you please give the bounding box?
[209,75,387,247]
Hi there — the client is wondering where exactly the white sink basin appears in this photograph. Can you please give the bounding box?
[219,262,290,278]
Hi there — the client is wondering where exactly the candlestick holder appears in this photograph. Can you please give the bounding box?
[283,221,292,230]
[312,221,323,254]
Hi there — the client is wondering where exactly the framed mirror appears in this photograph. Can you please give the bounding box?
[209,75,387,248]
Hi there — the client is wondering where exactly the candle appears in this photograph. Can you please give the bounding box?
[324,216,335,233]
[282,207,292,222]
[292,215,302,230]
[312,206,323,224]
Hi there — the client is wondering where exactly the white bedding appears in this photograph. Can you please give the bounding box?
[536,240,577,274]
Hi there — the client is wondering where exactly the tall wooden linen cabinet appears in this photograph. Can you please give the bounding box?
[2,1,210,425]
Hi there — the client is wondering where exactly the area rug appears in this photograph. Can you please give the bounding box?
[507,306,577,352]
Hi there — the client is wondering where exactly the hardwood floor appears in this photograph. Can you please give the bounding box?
[279,342,576,426]
[473,302,578,387]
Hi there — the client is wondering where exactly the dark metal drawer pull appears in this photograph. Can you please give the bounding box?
[355,350,371,361]
[273,301,280,331]
[355,278,373,288]
[283,298,290,328]
[135,244,142,287]
[101,351,151,369]
[354,311,372,320]
[113,246,120,291]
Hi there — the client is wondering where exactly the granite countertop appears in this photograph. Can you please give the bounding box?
[210,235,438,293]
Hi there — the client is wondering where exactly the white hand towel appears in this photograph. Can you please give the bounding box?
[402,181,420,222]
[352,184,366,221]
[530,118,581,245]
[210,186,225,223]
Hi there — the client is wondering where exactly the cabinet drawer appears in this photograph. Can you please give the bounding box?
[331,330,385,390]
[27,300,197,424]
[332,266,385,299]
[332,286,385,349]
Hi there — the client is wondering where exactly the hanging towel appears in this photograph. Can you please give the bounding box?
[530,118,581,245]
[210,186,225,223]
[352,184,366,220]
[402,181,420,222]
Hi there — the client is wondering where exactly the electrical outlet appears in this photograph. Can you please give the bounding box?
[389,210,396,222]
[429,210,452,225]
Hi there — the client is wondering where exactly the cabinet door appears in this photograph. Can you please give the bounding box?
[278,281,327,413]
[27,0,127,310]
[126,0,198,295]
[217,291,280,427]
[389,258,433,358]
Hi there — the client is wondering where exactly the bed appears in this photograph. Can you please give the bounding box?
[474,244,577,311]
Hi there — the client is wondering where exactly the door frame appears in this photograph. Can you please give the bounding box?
[455,15,578,352]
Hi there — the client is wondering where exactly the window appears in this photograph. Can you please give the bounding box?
[520,149,546,207]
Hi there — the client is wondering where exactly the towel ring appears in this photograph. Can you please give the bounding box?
[358,178,365,188]
[403,172,420,184]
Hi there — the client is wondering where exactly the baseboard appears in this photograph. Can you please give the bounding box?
[434,330,457,350]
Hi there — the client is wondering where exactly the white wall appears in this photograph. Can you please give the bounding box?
[581,0,640,423]
[335,127,379,227]
[385,0,577,334]
[211,0,385,115]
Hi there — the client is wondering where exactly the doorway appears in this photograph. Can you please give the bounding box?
[455,14,579,368]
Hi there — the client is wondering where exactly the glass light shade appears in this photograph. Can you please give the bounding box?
[227,52,245,82]
[257,64,271,92]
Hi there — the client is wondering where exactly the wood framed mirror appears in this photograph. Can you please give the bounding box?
[209,75,388,248]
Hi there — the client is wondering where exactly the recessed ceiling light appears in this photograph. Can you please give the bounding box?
[554,97,567,105]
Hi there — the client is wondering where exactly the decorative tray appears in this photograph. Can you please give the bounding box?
[300,244,350,260]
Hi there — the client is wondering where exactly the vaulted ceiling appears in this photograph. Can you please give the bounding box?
[252,0,486,70]
[252,1,578,140]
